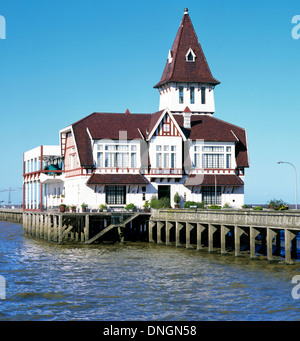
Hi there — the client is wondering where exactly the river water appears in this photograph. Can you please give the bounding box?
[0,221,300,321]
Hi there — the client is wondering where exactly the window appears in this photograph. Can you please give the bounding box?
[171,146,176,168]
[201,87,206,104]
[179,86,184,104]
[131,153,136,168]
[186,48,196,62]
[97,152,103,168]
[226,154,231,169]
[194,145,233,169]
[190,86,195,104]
[106,186,126,205]
[187,52,194,61]
[203,146,224,152]
[103,144,137,168]
[163,124,170,132]
[163,153,169,168]
[156,152,162,168]
[194,146,200,168]
[156,145,177,168]
[202,186,221,205]
[202,154,224,168]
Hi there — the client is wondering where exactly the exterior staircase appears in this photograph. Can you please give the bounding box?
[85,212,140,244]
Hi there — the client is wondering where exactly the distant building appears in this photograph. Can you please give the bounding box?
[23,9,249,211]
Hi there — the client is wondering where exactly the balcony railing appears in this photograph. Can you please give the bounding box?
[149,168,182,176]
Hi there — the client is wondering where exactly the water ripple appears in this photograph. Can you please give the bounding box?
[1,222,300,321]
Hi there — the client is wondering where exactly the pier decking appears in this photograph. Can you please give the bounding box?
[1,208,300,264]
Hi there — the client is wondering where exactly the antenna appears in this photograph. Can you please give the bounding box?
[8,187,11,207]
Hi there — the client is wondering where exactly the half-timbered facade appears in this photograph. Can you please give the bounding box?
[23,9,249,211]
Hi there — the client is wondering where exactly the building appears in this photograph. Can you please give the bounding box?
[23,9,249,211]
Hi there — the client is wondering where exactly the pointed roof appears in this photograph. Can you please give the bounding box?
[154,9,220,88]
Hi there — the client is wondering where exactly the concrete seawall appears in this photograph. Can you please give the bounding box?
[0,209,23,224]
[150,209,300,264]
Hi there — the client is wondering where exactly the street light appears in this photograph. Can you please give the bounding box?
[277,161,298,210]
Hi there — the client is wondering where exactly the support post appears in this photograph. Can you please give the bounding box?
[250,226,260,259]
[148,220,155,243]
[221,225,230,254]
[165,221,173,246]
[196,223,206,250]
[208,224,217,252]
[48,215,52,241]
[267,228,277,261]
[175,222,184,247]
[84,214,90,242]
[234,225,244,257]
[186,222,194,249]
[58,214,63,244]
[157,221,164,244]
[53,215,58,242]
[285,229,297,264]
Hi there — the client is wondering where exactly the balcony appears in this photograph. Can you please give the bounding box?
[149,168,182,177]
[40,170,65,184]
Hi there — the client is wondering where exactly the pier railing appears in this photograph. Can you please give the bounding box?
[151,209,300,230]
[149,209,300,264]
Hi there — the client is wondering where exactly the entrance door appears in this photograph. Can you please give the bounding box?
[158,185,170,200]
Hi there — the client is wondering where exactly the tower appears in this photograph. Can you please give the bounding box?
[154,8,220,114]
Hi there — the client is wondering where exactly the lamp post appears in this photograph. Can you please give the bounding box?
[277,161,298,210]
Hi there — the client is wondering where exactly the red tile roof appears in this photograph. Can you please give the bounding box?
[87,173,148,185]
[173,114,249,168]
[184,174,244,186]
[154,12,220,88]
[70,111,248,169]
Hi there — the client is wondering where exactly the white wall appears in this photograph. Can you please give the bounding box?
[158,83,215,113]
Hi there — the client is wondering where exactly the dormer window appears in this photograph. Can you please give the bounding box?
[185,48,196,62]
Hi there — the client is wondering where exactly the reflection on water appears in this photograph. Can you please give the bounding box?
[0,221,300,321]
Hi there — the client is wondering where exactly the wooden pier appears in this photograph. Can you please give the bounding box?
[22,211,151,244]
[150,209,300,264]
[1,208,300,264]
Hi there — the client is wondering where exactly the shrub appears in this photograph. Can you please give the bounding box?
[99,203,107,211]
[253,206,263,210]
[223,202,230,208]
[278,205,289,211]
[184,201,205,209]
[150,195,171,209]
[125,203,135,210]
[143,200,149,209]
[174,192,181,205]
[208,204,221,210]
[267,198,288,211]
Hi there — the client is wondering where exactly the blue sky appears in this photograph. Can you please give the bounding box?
[0,0,300,205]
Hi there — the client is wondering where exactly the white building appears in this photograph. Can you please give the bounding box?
[23,9,249,211]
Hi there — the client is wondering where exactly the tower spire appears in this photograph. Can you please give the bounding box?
[154,9,219,88]
[154,9,219,114]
